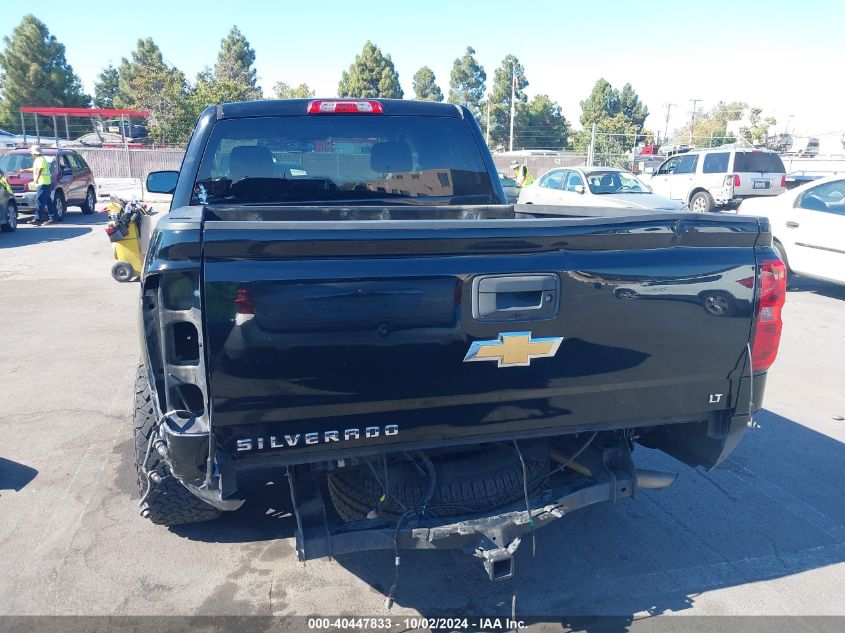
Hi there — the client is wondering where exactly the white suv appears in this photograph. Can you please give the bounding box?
[649,148,786,212]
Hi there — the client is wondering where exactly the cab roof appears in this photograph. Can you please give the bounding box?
[217,98,465,119]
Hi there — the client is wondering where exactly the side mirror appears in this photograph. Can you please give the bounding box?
[146,170,179,195]
[574,184,585,194]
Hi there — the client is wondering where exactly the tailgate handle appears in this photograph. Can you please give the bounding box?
[786,221,799,228]
[472,274,559,322]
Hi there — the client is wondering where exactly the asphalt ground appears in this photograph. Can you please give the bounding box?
[1,207,843,631]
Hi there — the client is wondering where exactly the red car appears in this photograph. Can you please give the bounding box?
[0,148,97,220]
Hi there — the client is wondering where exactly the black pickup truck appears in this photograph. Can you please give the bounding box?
[138,99,785,587]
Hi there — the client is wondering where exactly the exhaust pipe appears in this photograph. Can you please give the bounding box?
[636,469,678,489]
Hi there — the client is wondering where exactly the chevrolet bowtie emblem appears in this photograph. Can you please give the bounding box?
[463,331,564,368]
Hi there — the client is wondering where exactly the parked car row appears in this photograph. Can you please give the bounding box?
[0,148,97,224]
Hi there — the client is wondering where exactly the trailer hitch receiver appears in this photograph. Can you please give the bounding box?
[475,536,521,581]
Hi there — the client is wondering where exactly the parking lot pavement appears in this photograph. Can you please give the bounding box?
[1,220,844,623]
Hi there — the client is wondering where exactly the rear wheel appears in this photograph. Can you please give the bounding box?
[133,362,220,526]
[1,201,17,232]
[328,441,550,521]
[81,186,96,214]
[690,191,714,213]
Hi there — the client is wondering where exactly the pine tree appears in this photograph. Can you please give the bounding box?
[93,65,119,109]
[213,26,261,100]
[115,38,165,109]
[412,67,443,102]
[337,41,403,99]
[488,55,528,149]
[447,47,486,118]
[519,95,569,149]
[575,79,650,165]
[0,14,89,130]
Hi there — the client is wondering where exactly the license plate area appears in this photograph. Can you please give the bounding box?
[753,180,770,190]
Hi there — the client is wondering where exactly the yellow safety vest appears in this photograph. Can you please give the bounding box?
[0,176,11,194]
[33,156,52,186]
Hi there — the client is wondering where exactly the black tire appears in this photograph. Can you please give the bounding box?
[111,261,134,282]
[1,201,16,232]
[133,362,220,526]
[689,191,714,213]
[328,441,549,521]
[81,186,96,214]
[53,190,66,221]
[773,240,791,283]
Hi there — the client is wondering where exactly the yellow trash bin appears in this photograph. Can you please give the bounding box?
[110,220,143,282]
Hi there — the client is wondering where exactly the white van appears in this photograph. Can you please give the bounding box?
[649,148,786,212]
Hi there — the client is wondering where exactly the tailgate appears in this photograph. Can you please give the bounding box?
[201,213,761,461]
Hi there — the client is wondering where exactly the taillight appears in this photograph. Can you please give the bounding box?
[234,288,255,315]
[751,257,786,372]
[780,175,786,188]
[307,100,384,114]
[733,174,741,187]
[736,276,754,288]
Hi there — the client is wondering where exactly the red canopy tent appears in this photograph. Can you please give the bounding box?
[17,107,150,147]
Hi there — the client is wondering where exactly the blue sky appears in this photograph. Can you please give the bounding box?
[5,0,844,148]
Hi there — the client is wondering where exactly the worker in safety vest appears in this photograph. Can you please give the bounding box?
[0,169,11,195]
[30,145,58,225]
[511,160,534,187]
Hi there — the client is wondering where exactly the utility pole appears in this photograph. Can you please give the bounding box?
[688,99,702,144]
[486,96,491,146]
[662,103,675,145]
[509,64,516,152]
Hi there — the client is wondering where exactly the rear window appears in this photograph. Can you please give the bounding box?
[702,152,729,174]
[733,152,785,174]
[193,115,496,205]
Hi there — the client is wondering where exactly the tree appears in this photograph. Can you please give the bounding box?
[130,65,194,145]
[191,69,255,113]
[337,41,403,99]
[487,54,528,149]
[115,38,165,108]
[576,79,650,166]
[618,83,649,130]
[0,15,89,131]
[740,107,776,146]
[516,95,569,149]
[412,66,443,102]
[579,78,619,127]
[273,82,315,99]
[674,101,745,147]
[93,65,119,108]
[213,26,261,100]
[447,46,486,119]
